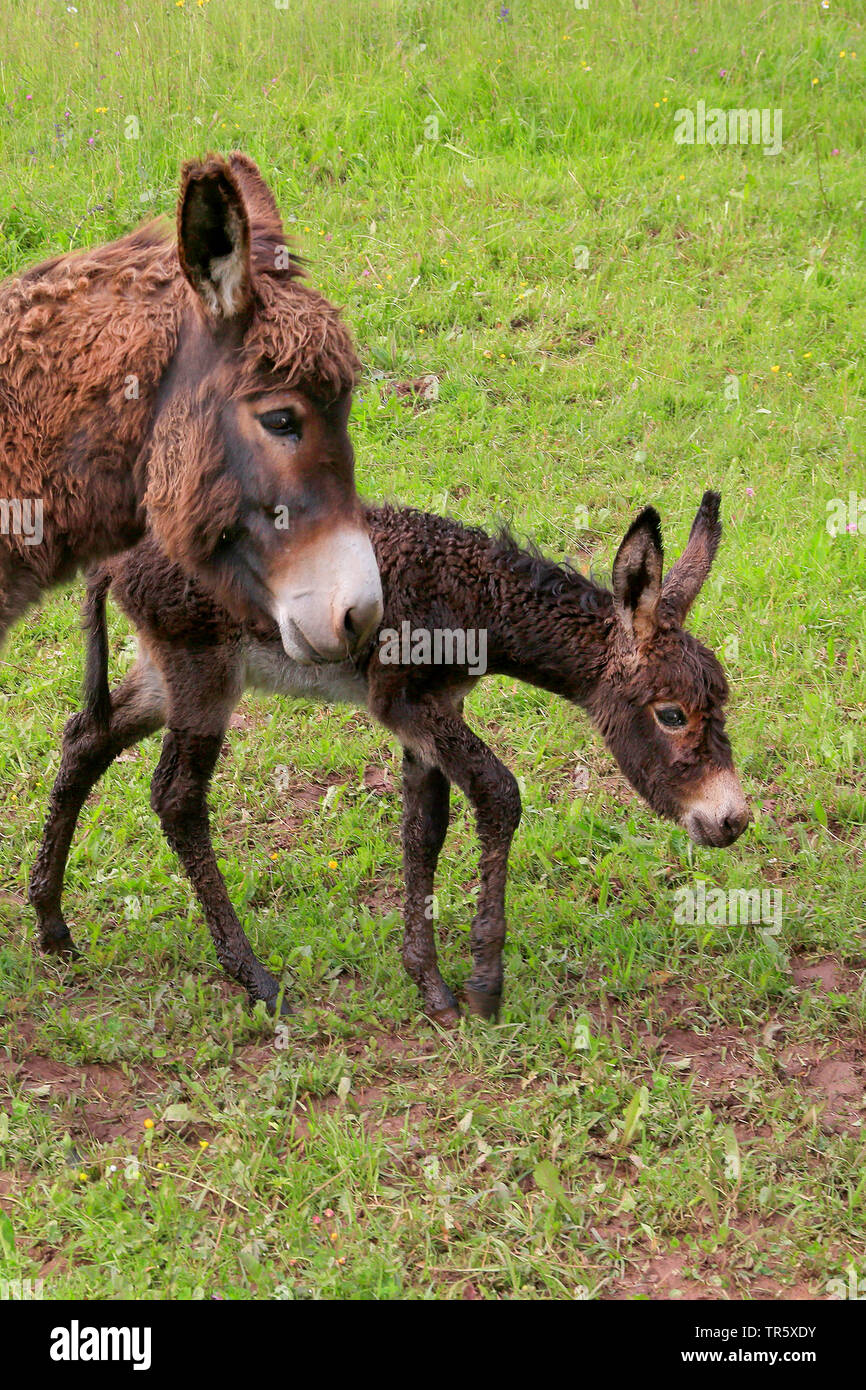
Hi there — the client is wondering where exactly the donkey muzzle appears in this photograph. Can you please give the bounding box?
[270,526,383,664]
[682,769,751,848]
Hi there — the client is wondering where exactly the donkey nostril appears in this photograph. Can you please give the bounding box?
[722,806,750,841]
[342,599,382,653]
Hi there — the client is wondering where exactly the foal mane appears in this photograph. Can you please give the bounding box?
[489,529,613,619]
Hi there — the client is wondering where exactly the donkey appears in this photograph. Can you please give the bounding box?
[29,491,749,1022]
[0,151,381,663]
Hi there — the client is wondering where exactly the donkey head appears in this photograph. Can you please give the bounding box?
[588,492,749,847]
[144,152,382,663]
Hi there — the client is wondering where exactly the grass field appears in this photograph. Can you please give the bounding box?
[1,0,865,1300]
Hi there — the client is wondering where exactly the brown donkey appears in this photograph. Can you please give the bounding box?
[0,151,381,660]
[30,492,749,1021]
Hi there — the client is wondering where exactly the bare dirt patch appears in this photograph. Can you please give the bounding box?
[0,1036,167,1146]
[587,966,865,1137]
[791,953,864,996]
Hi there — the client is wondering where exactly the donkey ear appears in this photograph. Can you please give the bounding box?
[659,490,722,625]
[177,157,253,325]
[227,151,284,226]
[611,506,664,643]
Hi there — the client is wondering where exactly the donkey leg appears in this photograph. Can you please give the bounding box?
[441,738,521,1020]
[400,749,458,1026]
[150,727,288,1014]
[0,556,43,651]
[462,771,521,1020]
[374,693,522,1020]
[29,667,166,953]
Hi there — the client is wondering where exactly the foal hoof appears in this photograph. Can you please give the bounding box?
[261,990,293,1019]
[427,1004,461,1030]
[463,987,501,1021]
[39,922,80,958]
[422,980,460,1030]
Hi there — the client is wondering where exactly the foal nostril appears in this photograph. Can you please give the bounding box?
[722,806,750,842]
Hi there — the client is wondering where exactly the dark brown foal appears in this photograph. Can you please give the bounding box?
[30,495,749,1022]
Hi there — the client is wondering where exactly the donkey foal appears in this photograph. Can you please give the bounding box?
[31,493,749,1022]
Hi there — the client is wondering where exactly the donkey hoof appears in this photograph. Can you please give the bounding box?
[427,1004,461,1030]
[422,981,460,1029]
[463,987,501,1021]
[260,990,292,1018]
[38,920,79,958]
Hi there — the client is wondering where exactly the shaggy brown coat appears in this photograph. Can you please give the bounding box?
[0,152,360,640]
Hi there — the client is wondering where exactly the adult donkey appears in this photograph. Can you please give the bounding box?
[0,151,382,662]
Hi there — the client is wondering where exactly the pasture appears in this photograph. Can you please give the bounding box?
[0,0,864,1300]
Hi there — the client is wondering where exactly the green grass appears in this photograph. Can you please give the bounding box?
[1,0,865,1300]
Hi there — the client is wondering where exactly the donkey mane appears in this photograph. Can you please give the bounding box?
[0,222,181,405]
[242,273,360,399]
[488,530,613,619]
[0,152,358,430]
[368,502,614,621]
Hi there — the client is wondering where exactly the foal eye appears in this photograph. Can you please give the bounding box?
[653,705,688,730]
[258,408,301,440]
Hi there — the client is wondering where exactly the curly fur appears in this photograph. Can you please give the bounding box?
[29,496,748,1022]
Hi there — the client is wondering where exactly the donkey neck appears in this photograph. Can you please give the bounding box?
[481,544,613,704]
[0,225,189,573]
[369,508,614,707]
[0,225,186,473]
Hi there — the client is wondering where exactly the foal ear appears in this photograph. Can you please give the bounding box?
[177,156,253,325]
[659,490,722,625]
[611,506,664,643]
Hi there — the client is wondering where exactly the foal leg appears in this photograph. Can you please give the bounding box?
[462,771,521,1020]
[29,664,167,953]
[449,740,521,1020]
[148,656,288,1014]
[374,693,522,1021]
[400,749,458,1026]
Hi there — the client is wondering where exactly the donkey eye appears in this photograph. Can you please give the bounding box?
[258,408,301,440]
[216,523,244,551]
[653,705,688,730]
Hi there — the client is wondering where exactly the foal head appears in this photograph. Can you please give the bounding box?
[144,152,382,663]
[588,492,750,847]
